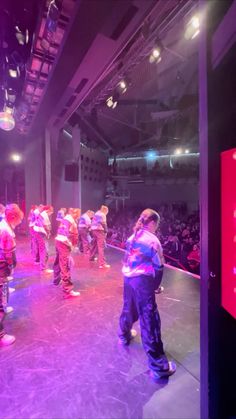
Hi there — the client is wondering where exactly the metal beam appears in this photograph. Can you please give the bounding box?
[77,111,114,152]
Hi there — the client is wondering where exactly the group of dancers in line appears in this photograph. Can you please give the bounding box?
[0,202,176,380]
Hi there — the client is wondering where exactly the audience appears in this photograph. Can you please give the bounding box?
[107,203,200,274]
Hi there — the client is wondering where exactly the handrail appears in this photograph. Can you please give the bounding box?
[163,253,188,271]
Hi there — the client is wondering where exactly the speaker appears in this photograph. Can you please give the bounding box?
[64,162,79,181]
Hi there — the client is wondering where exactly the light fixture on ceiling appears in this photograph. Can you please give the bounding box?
[149,41,163,64]
[5,88,17,103]
[117,77,130,94]
[185,15,200,40]
[8,64,20,78]
[4,103,14,115]
[106,93,119,109]
[15,26,29,45]
[41,0,60,50]
[11,153,22,162]
[0,112,15,131]
[145,150,157,161]
[118,80,127,93]
[174,148,182,155]
[6,54,20,78]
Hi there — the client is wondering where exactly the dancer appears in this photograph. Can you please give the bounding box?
[56,208,67,223]
[33,205,54,271]
[28,204,39,263]
[0,204,23,346]
[53,208,81,298]
[90,205,110,268]
[0,204,5,222]
[118,208,176,379]
[78,210,94,255]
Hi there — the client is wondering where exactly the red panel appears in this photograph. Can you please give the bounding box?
[221,148,236,318]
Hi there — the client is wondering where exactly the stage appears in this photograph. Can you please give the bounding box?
[0,238,200,419]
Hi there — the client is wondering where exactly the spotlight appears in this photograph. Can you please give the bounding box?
[106,96,114,108]
[106,93,119,109]
[5,88,16,103]
[185,15,200,40]
[11,153,22,162]
[149,46,161,64]
[174,148,182,155]
[118,80,127,93]
[0,112,15,131]
[185,149,190,154]
[15,26,25,45]
[8,64,20,78]
[145,150,157,161]
[4,103,14,115]
[117,78,130,94]
[41,0,60,50]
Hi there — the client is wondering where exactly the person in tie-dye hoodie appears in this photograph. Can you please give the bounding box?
[118,208,176,379]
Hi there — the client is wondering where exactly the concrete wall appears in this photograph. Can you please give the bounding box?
[51,129,107,215]
[24,134,45,215]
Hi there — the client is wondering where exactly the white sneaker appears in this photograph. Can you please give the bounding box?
[155,286,164,294]
[150,361,177,379]
[4,306,14,314]
[7,276,14,282]
[118,329,137,345]
[99,264,110,269]
[9,287,16,294]
[64,290,81,299]
[130,329,137,338]
[0,334,16,346]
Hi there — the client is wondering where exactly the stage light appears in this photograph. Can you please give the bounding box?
[41,0,60,50]
[112,100,118,109]
[9,65,20,78]
[118,80,127,93]
[106,96,114,108]
[185,149,190,154]
[174,148,182,155]
[11,153,22,162]
[185,15,200,40]
[0,112,15,131]
[5,88,16,103]
[4,104,14,115]
[149,42,162,64]
[117,78,129,94]
[146,150,157,161]
[106,93,119,109]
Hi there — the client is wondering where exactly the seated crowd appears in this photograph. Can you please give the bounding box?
[107,203,200,275]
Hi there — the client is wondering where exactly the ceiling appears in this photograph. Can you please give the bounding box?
[0,0,199,156]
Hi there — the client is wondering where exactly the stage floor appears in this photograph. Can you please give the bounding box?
[0,238,200,419]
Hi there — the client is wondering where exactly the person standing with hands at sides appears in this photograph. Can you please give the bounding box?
[90,205,110,269]
[53,208,81,298]
[33,205,54,271]
[78,210,94,255]
[0,204,23,346]
[28,205,39,264]
[118,208,176,379]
